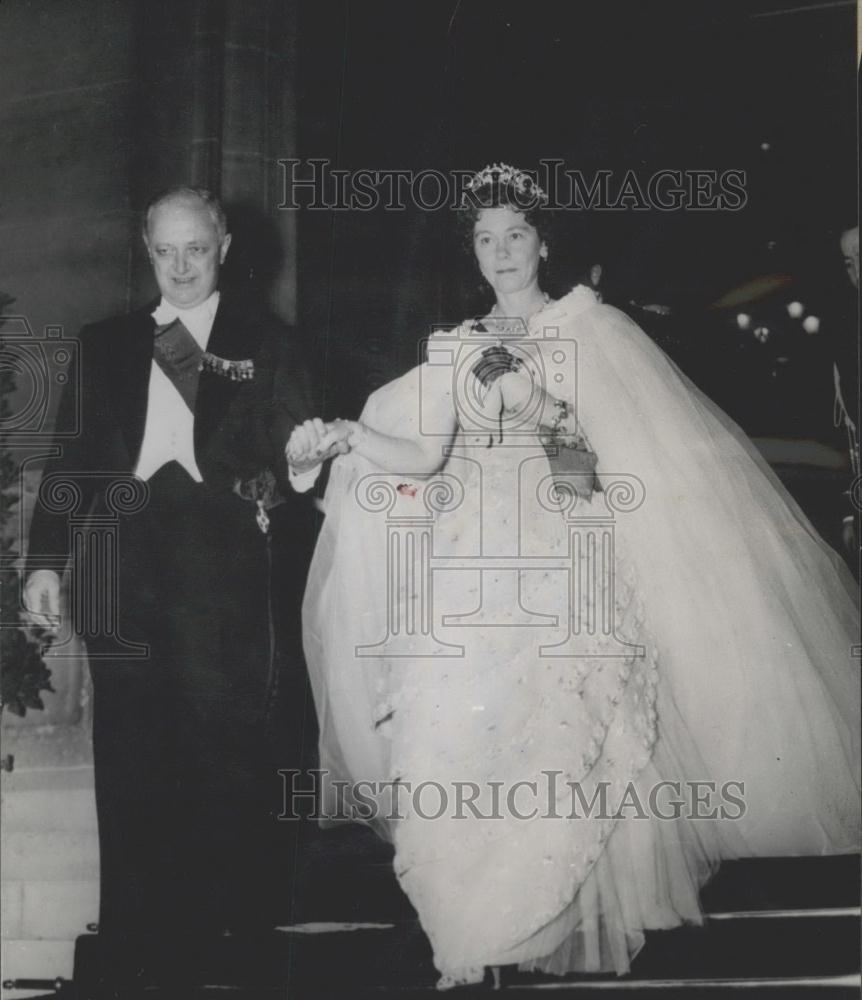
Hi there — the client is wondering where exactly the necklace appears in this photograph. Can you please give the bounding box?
[483,292,552,338]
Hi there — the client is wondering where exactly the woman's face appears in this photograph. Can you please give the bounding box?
[473,206,546,298]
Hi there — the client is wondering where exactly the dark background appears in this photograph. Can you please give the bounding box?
[0,4,857,984]
[297,0,858,422]
[1,0,858,529]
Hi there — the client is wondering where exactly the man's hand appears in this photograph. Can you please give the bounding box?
[286,418,351,473]
[22,570,61,634]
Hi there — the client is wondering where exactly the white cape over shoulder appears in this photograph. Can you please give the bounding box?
[302,286,860,983]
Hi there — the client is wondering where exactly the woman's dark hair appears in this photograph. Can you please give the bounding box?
[455,173,567,303]
[456,178,558,254]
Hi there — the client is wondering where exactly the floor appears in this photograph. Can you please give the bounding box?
[58,824,859,999]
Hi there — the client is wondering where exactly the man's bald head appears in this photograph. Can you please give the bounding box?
[143,188,231,309]
[143,187,228,243]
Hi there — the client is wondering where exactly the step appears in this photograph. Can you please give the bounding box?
[291,858,413,924]
[380,977,862,999]
[0,766,94,796]
[66,902,861,997]
[700,855,860,912]
[1,788,97,834]
[1,831,99,882]
[8,847,856,996]
[1,881,98,941]
[281,916,861,989]
[291,839,862,925]
[629,912,859,980]
[11,978,857,1000]
[289,824,410,924]
[0,940,74,997]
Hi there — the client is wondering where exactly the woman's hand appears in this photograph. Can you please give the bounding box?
[286,418,351,472]
[317,419,356,455]
[474,376,503,421]
[472,372,542,442]
[497,370,534,415]
[490,372,589,445]
[470,370,542,438]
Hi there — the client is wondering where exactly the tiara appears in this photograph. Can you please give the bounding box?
[463,162,548,205]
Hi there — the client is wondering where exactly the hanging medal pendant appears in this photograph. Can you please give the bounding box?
[256,499,270,534]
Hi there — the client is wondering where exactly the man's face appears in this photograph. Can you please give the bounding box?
[144,198,231,309]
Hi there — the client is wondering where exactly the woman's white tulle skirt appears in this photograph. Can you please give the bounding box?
[302,289,860,984]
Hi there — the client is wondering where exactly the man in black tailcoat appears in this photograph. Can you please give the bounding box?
[23,188,324,994]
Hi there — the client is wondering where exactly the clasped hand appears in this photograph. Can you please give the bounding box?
[470,343,535,417]
[475,370,535,423]
[286,418,353,472]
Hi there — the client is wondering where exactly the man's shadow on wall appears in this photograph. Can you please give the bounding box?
[223,203,321,846]
[221,201,285,306]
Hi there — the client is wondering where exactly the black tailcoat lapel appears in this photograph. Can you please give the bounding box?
[109,307,157,469]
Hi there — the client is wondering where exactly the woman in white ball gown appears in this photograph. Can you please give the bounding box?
[290,164,860,988]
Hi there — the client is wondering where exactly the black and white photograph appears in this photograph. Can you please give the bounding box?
[0,2,859,998]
